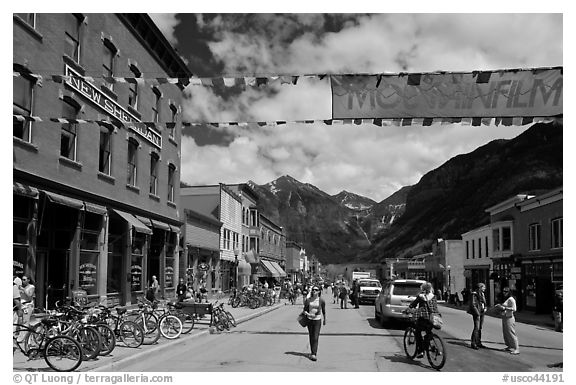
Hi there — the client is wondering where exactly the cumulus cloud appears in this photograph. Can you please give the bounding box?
[175,13,562,201]
[149,13,179,46]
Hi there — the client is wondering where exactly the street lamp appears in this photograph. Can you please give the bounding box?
[233,249,239,294]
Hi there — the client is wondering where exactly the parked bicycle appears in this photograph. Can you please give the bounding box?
[14,317,83,372]
[91,305,144,348]
[211,301,236,331]
[402,310,447,370]
[128,299,162,345]
[141,298,184,339]
[26,304,102,361]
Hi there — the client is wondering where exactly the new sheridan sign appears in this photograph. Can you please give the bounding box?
[64,65,162,149]
[331,68,562,120]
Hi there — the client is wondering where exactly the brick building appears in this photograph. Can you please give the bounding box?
[13,14,191,308]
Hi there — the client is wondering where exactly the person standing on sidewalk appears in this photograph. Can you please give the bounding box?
[468,282,487,349]
[176,278,187,303]
[495,287,520,355]
[303,285,326,361]
[339,283,349,309]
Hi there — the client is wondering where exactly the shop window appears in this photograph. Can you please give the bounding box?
[13,247,27,277]
[127,138,138,186]
[13,195,32,245]
[106,251,122,293]
[60,98,80,160]
[167,164,176,202]
[79,251,98,295]
[149,152,159,195]
[64,14,82,63]
[551,218,563,249]
[528,223,541,251]
[13,68,35,142]
[99,127,112,175]
[130,234,146,292]
[80,212,101,251]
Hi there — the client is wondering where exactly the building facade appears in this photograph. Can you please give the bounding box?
[285,241,303,283]
[180,184,245,293]
[461,226,493,303]
[257,214,287,282]
[13,14,191,308]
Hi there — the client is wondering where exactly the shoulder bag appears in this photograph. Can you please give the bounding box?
[297,311,309,327]
[425,300,443,329]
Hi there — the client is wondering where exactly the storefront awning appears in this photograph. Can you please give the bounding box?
[260,260,280,277]
[13,182,39,198]
[152,220,171,231]
[43,191,84,210]
[269,261,287,277]
[83,202,107,215]
[244,250,260,264]
[113,209,152,234]
[169,224,181,233]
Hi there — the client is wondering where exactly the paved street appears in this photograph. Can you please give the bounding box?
[114,294,562,372]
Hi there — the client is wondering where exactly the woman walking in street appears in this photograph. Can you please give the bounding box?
[303,285,326,361]
[495,287,520,355]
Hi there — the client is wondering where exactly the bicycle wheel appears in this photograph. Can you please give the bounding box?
[119,321,144,348]
[74,326,102,360]
[403,327,418,359]
[43,335,83,372]
[25,322,50,352]
[159,315,183,339]
[176,312,195,334]
[137,313,161,345]
[248,298,259,309]
[95,324,116,356]
[427,333,447,370]
[224,311,236,327]
[231,297,241,308]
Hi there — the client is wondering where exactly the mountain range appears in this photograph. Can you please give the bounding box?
[249,121,562,264]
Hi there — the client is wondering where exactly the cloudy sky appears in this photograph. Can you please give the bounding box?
[148,13,563,202]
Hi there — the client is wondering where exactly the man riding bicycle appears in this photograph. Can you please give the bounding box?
[407,282,439,358]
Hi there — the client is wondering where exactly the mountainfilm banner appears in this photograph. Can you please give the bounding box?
[331,68,562,120]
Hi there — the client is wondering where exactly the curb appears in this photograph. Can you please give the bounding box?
[90,303,285,372]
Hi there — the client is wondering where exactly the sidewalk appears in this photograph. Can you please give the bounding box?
[439,301,558,329]
[13,296,287,372]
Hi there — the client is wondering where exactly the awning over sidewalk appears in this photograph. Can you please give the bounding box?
[13,182,39,198]
[113,209,152,234]
[84,202,107,215]
[260,260,280,277]
[268,261,287,277]
[43,191,84,210]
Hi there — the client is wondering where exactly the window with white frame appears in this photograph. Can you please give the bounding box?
[149,152,159,195]
[128,64,140,108]
[493,228,500,252]
[528,223,541,251]
[102,40,117,90]
[478,238,482,258]
[169,104,177,138]
[98,127,112,175]
[127,138,138,186]
[64,14,82,63]
[502,226,511,251]
[167,164,176,202]
[551,218,563,249]
[60,98,79,160]
[13,70,34,142]
[152,87,161,122]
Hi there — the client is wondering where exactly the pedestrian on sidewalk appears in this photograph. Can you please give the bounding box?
[176,278,187,303]
[467,282,487,349]
[339,284,349,309]
[303,285,326,361]
[495,287,520,355]
[553,287,563,332]
[332,283,339,304]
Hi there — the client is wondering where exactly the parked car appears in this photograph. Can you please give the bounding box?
[374,279,426,326]
[357,279,382,304]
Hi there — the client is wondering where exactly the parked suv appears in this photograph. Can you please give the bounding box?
[374,279,426,326]
[357,279,382,304]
